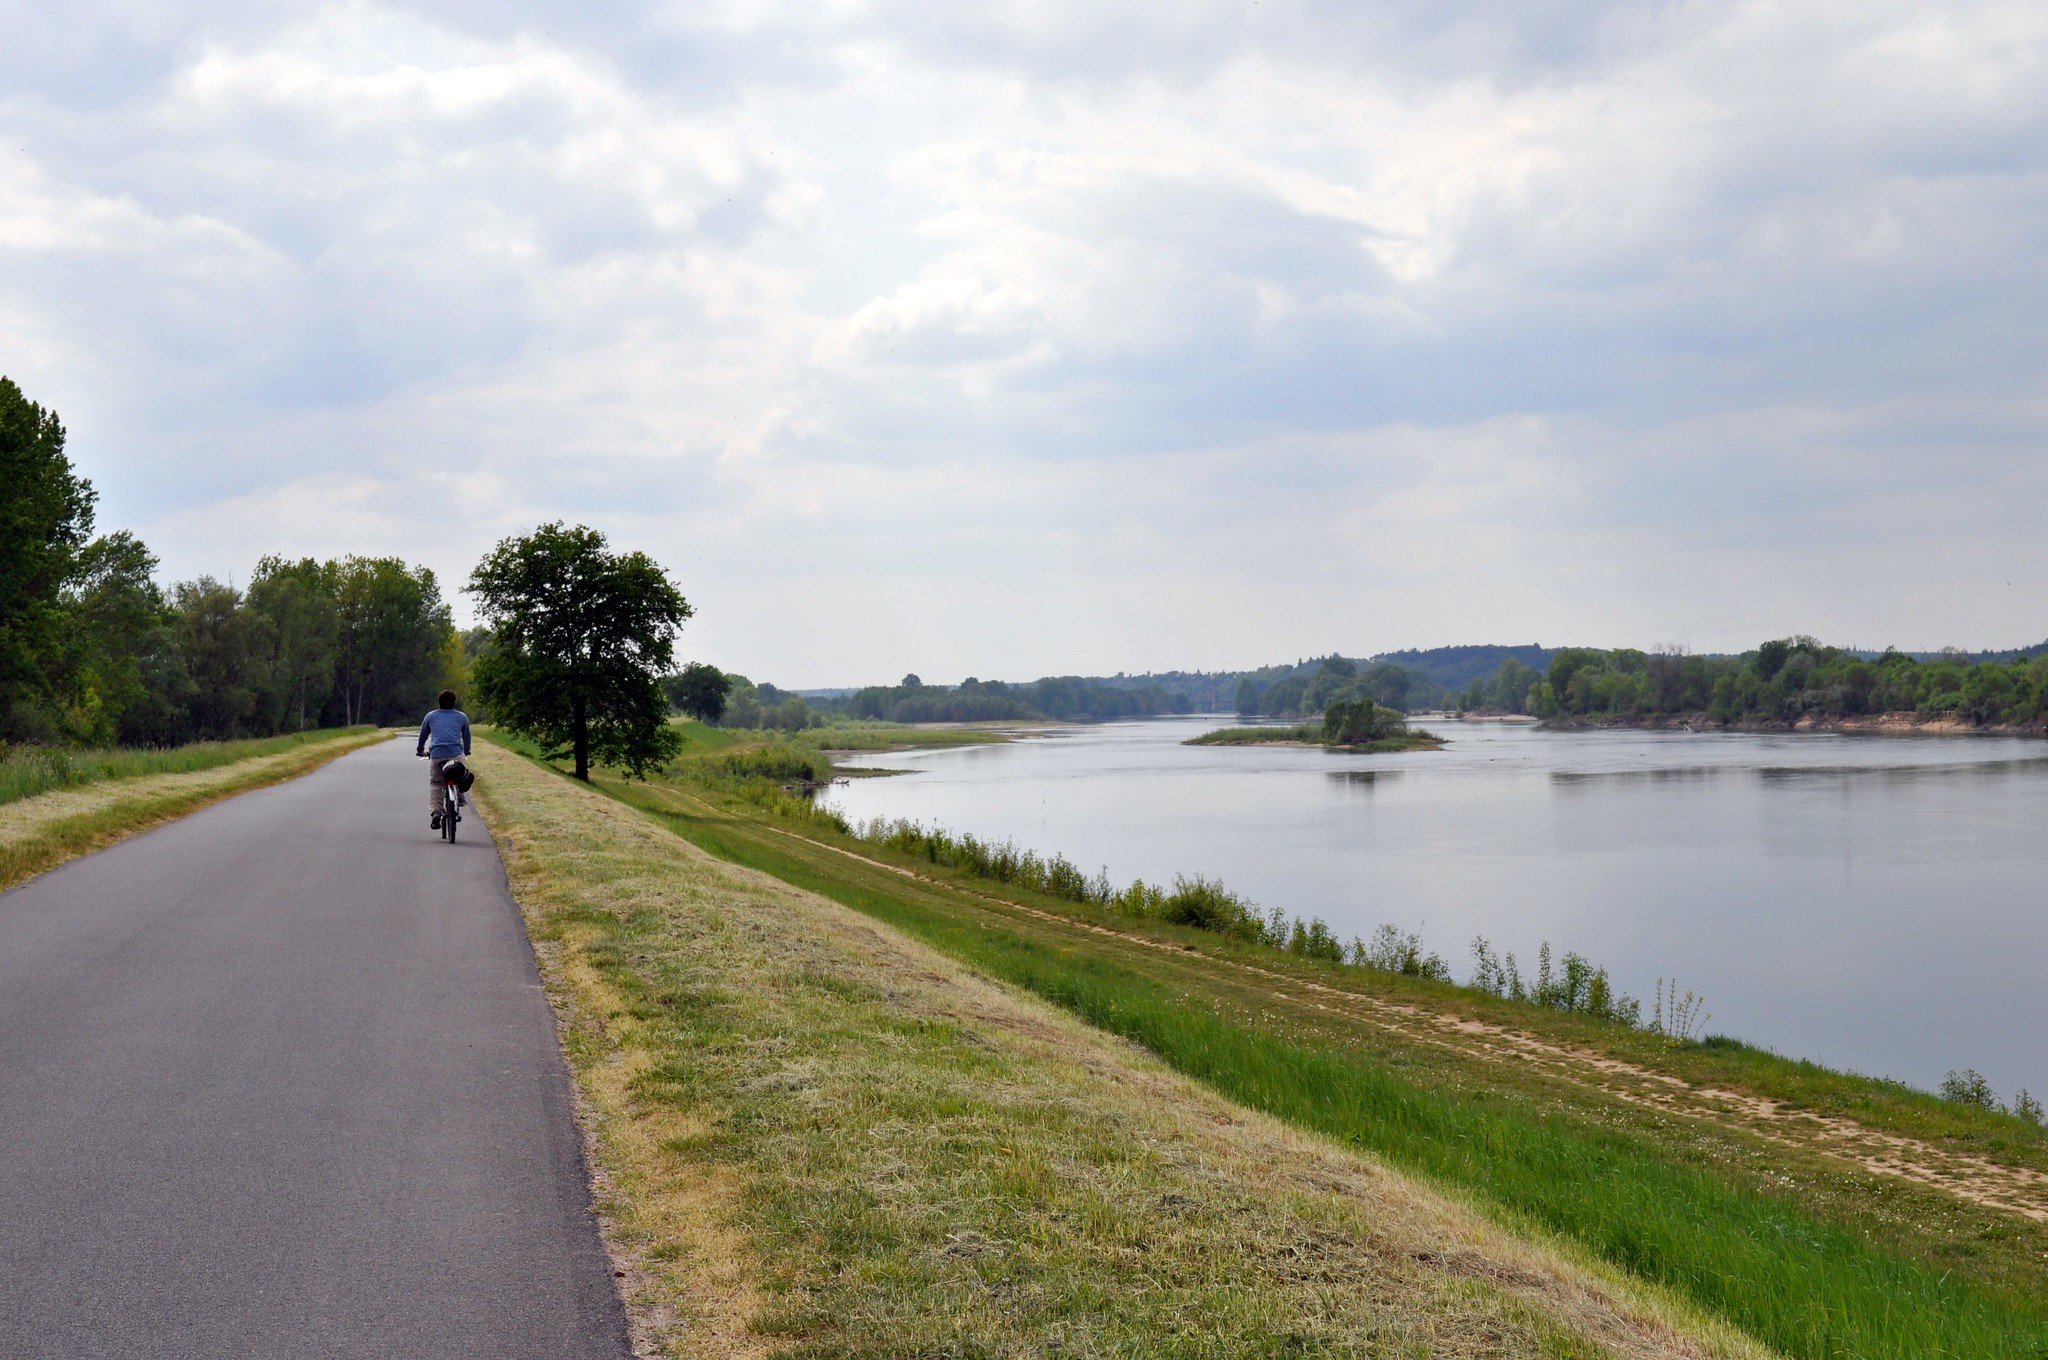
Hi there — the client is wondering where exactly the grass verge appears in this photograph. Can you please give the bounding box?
[471,740,1768,1360]
[0,728,377,806]
[548,749,2048,1360]
[0,728,384,890]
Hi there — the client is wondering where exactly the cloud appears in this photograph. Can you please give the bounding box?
[2,0,2044,682]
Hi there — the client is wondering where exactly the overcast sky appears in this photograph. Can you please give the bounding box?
[4,2,2043,686]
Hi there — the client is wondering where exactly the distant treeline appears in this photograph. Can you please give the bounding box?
[696,646,1559,729]
[1532,639,2048,727]
[676,671,1194,728]
[675,625,2048,734]
[3,377,462,746]
[1058,644,1556,716]
[841,674,1192,724]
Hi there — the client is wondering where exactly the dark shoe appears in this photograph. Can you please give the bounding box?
[431,812,443,830]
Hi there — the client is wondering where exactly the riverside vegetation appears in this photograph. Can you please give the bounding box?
[672,632,2048,743]
[1528,638,2048,729]
[496,719,2048,1360]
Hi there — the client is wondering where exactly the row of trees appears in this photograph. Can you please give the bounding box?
[1532,639,2048,727]
[1236,655,1437,719]
[3,377,461,746]
[830,674,1192,724]
[8,377,707,783]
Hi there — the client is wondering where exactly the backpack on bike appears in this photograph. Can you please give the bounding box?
[444,759,476,793]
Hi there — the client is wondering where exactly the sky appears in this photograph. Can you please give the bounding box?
[3,1,2044,687]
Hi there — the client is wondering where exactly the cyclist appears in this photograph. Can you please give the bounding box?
[417,689,473,830]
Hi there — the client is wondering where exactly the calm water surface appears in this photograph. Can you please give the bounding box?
[825,717,2048,1099]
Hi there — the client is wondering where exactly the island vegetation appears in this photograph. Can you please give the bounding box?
[1190,697,1444,751]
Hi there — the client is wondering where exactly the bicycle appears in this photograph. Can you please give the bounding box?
[440,766,464,842]
[420,753,469,842]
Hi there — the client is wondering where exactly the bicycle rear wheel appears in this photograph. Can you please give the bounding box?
[444,794,457,841]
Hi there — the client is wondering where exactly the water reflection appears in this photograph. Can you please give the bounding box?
[1327,769,1402,788]
[1550,766,1726,788]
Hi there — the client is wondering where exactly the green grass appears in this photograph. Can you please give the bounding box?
[787,722,1019,752]
[1187,722,1326,745]
[0,728,377,807]
[478,739,1762,1359]
[531,746,2048,1360]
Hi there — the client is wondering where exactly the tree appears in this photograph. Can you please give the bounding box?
[61,532,173,744]
[332,557,456,726]
[171,577,260,739]
[469,522,692,779]
[0,377,96,739]
[247,556,339,732]
[664,662,733,721]
[1324,698,1403,745]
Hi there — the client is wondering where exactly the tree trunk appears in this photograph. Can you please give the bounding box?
[573,688,589,781]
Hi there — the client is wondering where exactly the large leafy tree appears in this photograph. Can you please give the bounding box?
[332,557,456,726]
[247,556,340,732]
[469,522,692,780]
[60,531,174,745]
[0,377,96,739]
[664,662,733,722]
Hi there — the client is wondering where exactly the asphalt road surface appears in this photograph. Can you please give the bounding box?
[0,737,633,1359]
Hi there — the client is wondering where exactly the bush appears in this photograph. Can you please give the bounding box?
[1355,925,1452,981]
[1940,1068,2003,1112]
[1160,874,1268,942]
[1286,917,1345,963]
[718,748,825,783]
[1323,698,1404,745]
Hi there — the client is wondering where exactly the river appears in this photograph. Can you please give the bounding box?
[822,715,2048,1102]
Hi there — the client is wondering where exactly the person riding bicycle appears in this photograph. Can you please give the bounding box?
[417,689,473,830]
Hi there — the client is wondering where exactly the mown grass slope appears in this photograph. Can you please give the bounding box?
[531,730,2048,1360]
[472,740,1766,1360]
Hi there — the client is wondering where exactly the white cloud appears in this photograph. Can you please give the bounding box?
[2,0,2044,682]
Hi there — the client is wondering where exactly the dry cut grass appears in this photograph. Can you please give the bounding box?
[472,744,1773,1360]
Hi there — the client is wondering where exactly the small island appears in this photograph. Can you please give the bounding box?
[1187,698,1445,752]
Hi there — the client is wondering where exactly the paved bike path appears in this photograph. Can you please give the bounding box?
[0,737,632,1359]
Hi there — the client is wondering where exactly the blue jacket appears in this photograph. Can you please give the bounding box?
[418,709,472,759]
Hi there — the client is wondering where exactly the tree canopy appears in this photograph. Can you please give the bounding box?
[0,376,458,745]
[664,662,733,722]
[469,522,692,779]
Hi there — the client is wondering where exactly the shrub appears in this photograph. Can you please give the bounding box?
[1160,874,1268,942]
[1356,924,1452,981]
[1939,1069,2002,1112]
[1286,916,1345,963]
[719,748,825,783]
